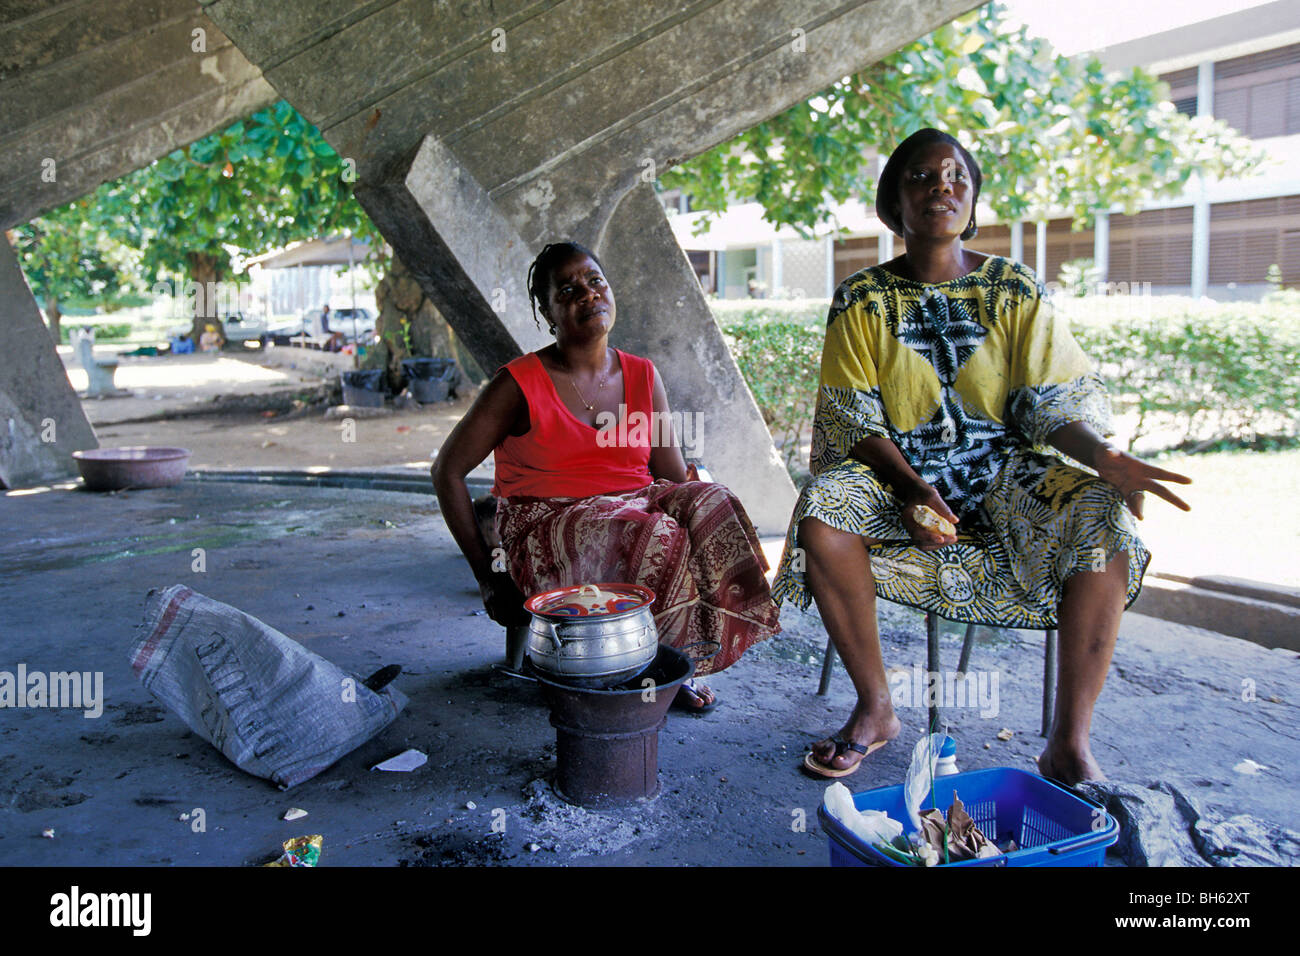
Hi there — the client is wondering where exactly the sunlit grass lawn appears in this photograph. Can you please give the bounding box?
[1138,447,1300,588]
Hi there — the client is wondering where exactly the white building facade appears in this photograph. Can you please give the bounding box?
[669,2,1300,302]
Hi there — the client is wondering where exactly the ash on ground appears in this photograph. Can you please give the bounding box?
[517,778,662,858]
[400,831,515,867]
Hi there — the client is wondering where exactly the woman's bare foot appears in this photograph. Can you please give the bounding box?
[809,703,902,774]
[672,679,716,713]
[1037,739,1107,786]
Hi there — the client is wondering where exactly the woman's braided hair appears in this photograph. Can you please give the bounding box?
[526,241,605,333]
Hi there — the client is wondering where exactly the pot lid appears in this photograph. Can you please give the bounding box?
[524,582,655,618]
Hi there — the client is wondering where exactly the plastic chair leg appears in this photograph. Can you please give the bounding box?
[817,637,837,696]
[926,613,941,733]
[505,624,528,672]
[957,622,978,674]
[815,612,1057,737]
[1041,629,1058,737]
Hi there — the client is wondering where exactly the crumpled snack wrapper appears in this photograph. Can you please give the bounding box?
[918,808,948,858]
[947,792,1002,860]
[917,793,1002,863]
[263,834,323,867]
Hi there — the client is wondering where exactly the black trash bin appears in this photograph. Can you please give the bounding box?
[340,369,386,408]
[402,357,458,404]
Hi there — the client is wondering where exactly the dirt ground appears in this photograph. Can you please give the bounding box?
[5,478,1297,870]
[14,346,1293,873]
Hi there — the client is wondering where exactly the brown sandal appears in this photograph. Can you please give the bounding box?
[802,735,888,778]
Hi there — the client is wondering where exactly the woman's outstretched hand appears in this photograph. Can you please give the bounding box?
[901,485,959,550]
[1094,444,1192,519]
[479,571,531,627]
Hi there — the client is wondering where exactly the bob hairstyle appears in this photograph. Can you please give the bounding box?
[875,128,983,241]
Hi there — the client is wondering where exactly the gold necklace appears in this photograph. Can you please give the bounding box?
[561,353,609,411]
[568,375,597,411]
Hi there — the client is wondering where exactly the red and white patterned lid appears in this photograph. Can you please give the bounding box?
[524,582,655,618]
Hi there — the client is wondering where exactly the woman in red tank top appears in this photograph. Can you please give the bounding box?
[433,242,780,712]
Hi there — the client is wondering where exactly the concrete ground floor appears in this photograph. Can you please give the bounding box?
[1,480,1296,866]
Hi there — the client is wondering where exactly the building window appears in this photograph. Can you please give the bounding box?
[1159,66,1198,117]
[1106,207,1194,289]
[1210,197,1300,287]
[1212,43,1300,138]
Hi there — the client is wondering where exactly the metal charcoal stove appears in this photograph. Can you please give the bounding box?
[530,644,694,808]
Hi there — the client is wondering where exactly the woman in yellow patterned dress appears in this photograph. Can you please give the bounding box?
[772,129,1192,786]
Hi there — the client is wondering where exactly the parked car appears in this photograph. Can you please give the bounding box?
[330,307,376,341]
[261,310,314,347]
[260,308,376,348]
[165,312,267,349]
[220,312,268,347]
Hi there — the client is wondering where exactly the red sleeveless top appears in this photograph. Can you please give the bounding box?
[492,349,656,499]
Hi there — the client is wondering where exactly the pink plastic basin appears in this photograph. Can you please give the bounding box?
[72,446,192,491]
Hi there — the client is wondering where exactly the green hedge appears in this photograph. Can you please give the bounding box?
[1065,300,1300,450]
[721,320,825,479]
[709,299,828,328]
[718,298,1300,477]
[59,322,133,343]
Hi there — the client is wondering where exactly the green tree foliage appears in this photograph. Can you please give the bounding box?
[662,2,1264,235]
[98,100,383,338]
[11,196,138,344]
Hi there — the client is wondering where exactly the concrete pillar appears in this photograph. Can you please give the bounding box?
[0,237,98,488]
[359,135,797,532]
[356,134,551,370]
[1093,211,1109,287]
[602,186,796,531]
[1036,221,1048,279]
[879,230,895,264]
[824,235,836,297]
[771,237,783,298]
[1009,221,1023,264]
[1191,60,1215,299]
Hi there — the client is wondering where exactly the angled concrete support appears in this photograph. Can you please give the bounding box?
[359,136,797,531]
[355,134,551,368]
[0,238,97,488]
[599,185,796,532]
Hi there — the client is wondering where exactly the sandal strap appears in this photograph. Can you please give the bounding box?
[829,735,869,756]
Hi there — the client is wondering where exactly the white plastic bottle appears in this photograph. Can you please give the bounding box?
[935,735,959,776]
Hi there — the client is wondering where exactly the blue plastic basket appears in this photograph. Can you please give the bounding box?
[818,767,1118,867]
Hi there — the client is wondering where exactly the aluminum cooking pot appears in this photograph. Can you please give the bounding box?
[523,583,658,688]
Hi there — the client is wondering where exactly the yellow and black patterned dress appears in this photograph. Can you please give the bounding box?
[770,255,1149,628]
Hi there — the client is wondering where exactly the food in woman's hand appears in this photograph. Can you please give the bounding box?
[911,504,955,537]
